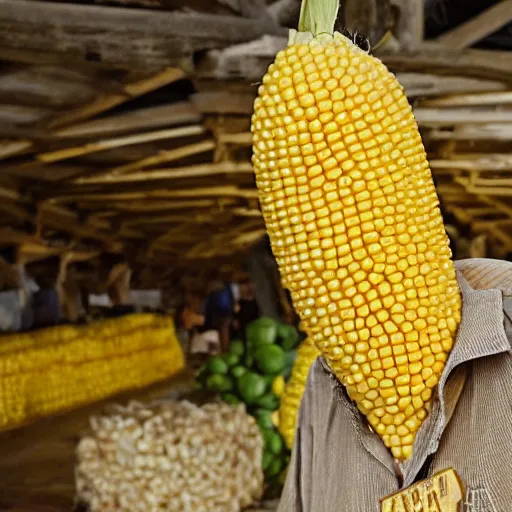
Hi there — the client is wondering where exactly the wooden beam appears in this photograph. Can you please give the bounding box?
[53,103,201,139]
[430,154,512,172]
[37,125,205,163]
[381,44,512,83]
[429,124,512,141]
[422,90,512,108]
[398,74,507,98]
[391,0,424,51]
[93,198,235,212]
[105,140,215,176]
[218,132,253,145]
[436,0,512,51]
[414,107,512,126]
[0,0,285,70]
[72,162,254,184]
[0,139,31,160]
[191,91,255,115]
[478,196,512,218]
[47,186,259,203]
[49,68,186,129]
[123,213,217,227]
[198,37,512,83]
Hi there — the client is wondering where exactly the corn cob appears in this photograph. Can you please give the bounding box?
[278,337,319,449]
[251,0,461,459]
[0,313,159,355]
[0,316,184,430]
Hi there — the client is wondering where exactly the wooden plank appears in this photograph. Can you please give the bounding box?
[430,124,512,141]
[478,195,512,218]
[423,90,512,108]
[0,139,32,160]
[0,66,97,109]
[95,198,233,212]
[218,132,253,145]
[430,154,512,172]
[391,0,424,51]
[72,162,254,184]
[37,125,206,163]
[398,74,507,98]
[53,103,201,139]
[414,107,512,126]
[48,186,259,203]
[381,44,512,83]
[191,91,255,114]
[0,0,285,70]
[199,38,512,83]
[49,68,186,129]
[436,0,512,51]
[106,140,215,176]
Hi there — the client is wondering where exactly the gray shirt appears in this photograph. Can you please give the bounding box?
[278,259,512,512]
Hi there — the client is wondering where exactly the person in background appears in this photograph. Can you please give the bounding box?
[201,272,235,353]
[29,257,62,329]
[231,279,260,340]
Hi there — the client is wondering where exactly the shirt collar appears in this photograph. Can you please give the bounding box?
[321,265,511,486]
[402,269,510,484]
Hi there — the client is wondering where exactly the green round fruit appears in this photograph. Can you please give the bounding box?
[260,427,275,448]
[221,393,241,405]
[222,352,240,367]
[230,365,247,379]
[206,374,233,393]
[267,431,284,456]
[229,340,245,357]
[277,323,300,351]
[254,344,286,375]
[255,409,274,430]
[237,372,267,404]
[207,356,229,375]
[246,317,278,346]
[265,456,283,478]
[257,392,280,411]
[262,451,273,471]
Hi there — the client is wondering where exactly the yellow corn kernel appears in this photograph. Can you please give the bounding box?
[252,29,462,460]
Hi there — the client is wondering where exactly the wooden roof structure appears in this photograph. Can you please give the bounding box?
[0,0,511,286]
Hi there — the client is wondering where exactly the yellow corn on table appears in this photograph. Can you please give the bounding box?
[0,314,185,431]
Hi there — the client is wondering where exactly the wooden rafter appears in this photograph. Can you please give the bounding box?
[436,0,512,51]
[0,0,286,70]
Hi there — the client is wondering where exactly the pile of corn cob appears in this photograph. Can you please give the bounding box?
[252,0,461,459]
[0,314,184,430]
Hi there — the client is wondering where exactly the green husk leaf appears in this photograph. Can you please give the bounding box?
[298,0,340,36]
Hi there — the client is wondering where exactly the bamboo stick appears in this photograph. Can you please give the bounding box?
[37,125,205,163]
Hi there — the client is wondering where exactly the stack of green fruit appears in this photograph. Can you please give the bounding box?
[197,317,302,484]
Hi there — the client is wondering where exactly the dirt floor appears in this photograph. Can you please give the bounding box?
[0,370,278,511]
